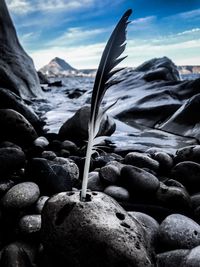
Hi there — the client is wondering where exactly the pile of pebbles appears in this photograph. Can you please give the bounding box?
[0,107,200,266]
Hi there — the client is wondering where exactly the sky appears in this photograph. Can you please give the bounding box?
[5,0,200,70]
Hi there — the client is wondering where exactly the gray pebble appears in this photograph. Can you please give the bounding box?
[124,152,159,171]
[18,214,41,234]
[159,214,200,249]
[2,182,40,209]
[104,185,130,201]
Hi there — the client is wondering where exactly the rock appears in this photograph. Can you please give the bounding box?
[171,161,200,193]
[41,191,153,267]
[52,157,79,187]
[0,87,44,134]
[124,152,159,171]
[158,92,200,140]
[156,182,191,211]
[175,145,200,164]
[61,140,77,154]
[128,211,159,248]
[37,71,49,84]
[135,57,180,81]
[87,172,105,191]
[121,165,159,196]
[35,196,49,214]
[58,106,116,142]
[25,158,72,195]
[93,154,117,169]
[0,0,42,98]
[1,182,40,209]
[41,150,57,160]
[34,136,49,148]
[48,80,62,87]
[0,147,25,178]
[99,164,121,185]
[18,214,41,234]
[159,214,200,250]
[184,245,200,267]
[156,249,189,267]
[151,152,174,173]
[0,109,38,146]
[104,185,130,201]
[0,241,37,267]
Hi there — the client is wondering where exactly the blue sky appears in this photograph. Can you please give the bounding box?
[6,0,200,69]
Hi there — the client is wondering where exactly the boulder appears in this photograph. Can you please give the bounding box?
[58,106,116,142]
[0,109,38,146]
[0,87,44,134]
[0,0,42,98]
[41,191,153,267]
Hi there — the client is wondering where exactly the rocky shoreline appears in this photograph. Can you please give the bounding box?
[0,95,200,266]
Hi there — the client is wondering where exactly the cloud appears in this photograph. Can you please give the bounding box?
[6,0,32,14]
[176,28,200,36]
[30,42,105,69]
[131,16,156,26]
[6,0,94,14]
[6,0,119,15]
[47,27,108,47]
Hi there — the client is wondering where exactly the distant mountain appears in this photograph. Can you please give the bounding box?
[39,57,96,77]
[178,65,200,75]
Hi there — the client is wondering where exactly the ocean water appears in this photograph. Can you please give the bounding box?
[32,75,198,154]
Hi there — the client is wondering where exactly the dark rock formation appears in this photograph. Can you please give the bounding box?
[0,0,42,98]
[105,57,200,142]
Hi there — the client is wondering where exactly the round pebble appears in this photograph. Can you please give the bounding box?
[121,165,159,196]
[2,182,40,209]
[104,185,130,201]
[124,152,159,171]
[159,214,200,250]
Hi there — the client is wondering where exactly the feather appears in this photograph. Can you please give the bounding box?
[80,9,132,201]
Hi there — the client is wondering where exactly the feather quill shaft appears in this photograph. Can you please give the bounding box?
[80,9,132,201]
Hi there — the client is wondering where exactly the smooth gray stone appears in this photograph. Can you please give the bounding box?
[2,182,40,209]
[159,214,200,250]
[124,152,159,171]
[104,185,130,201]
[121,165,159,195]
